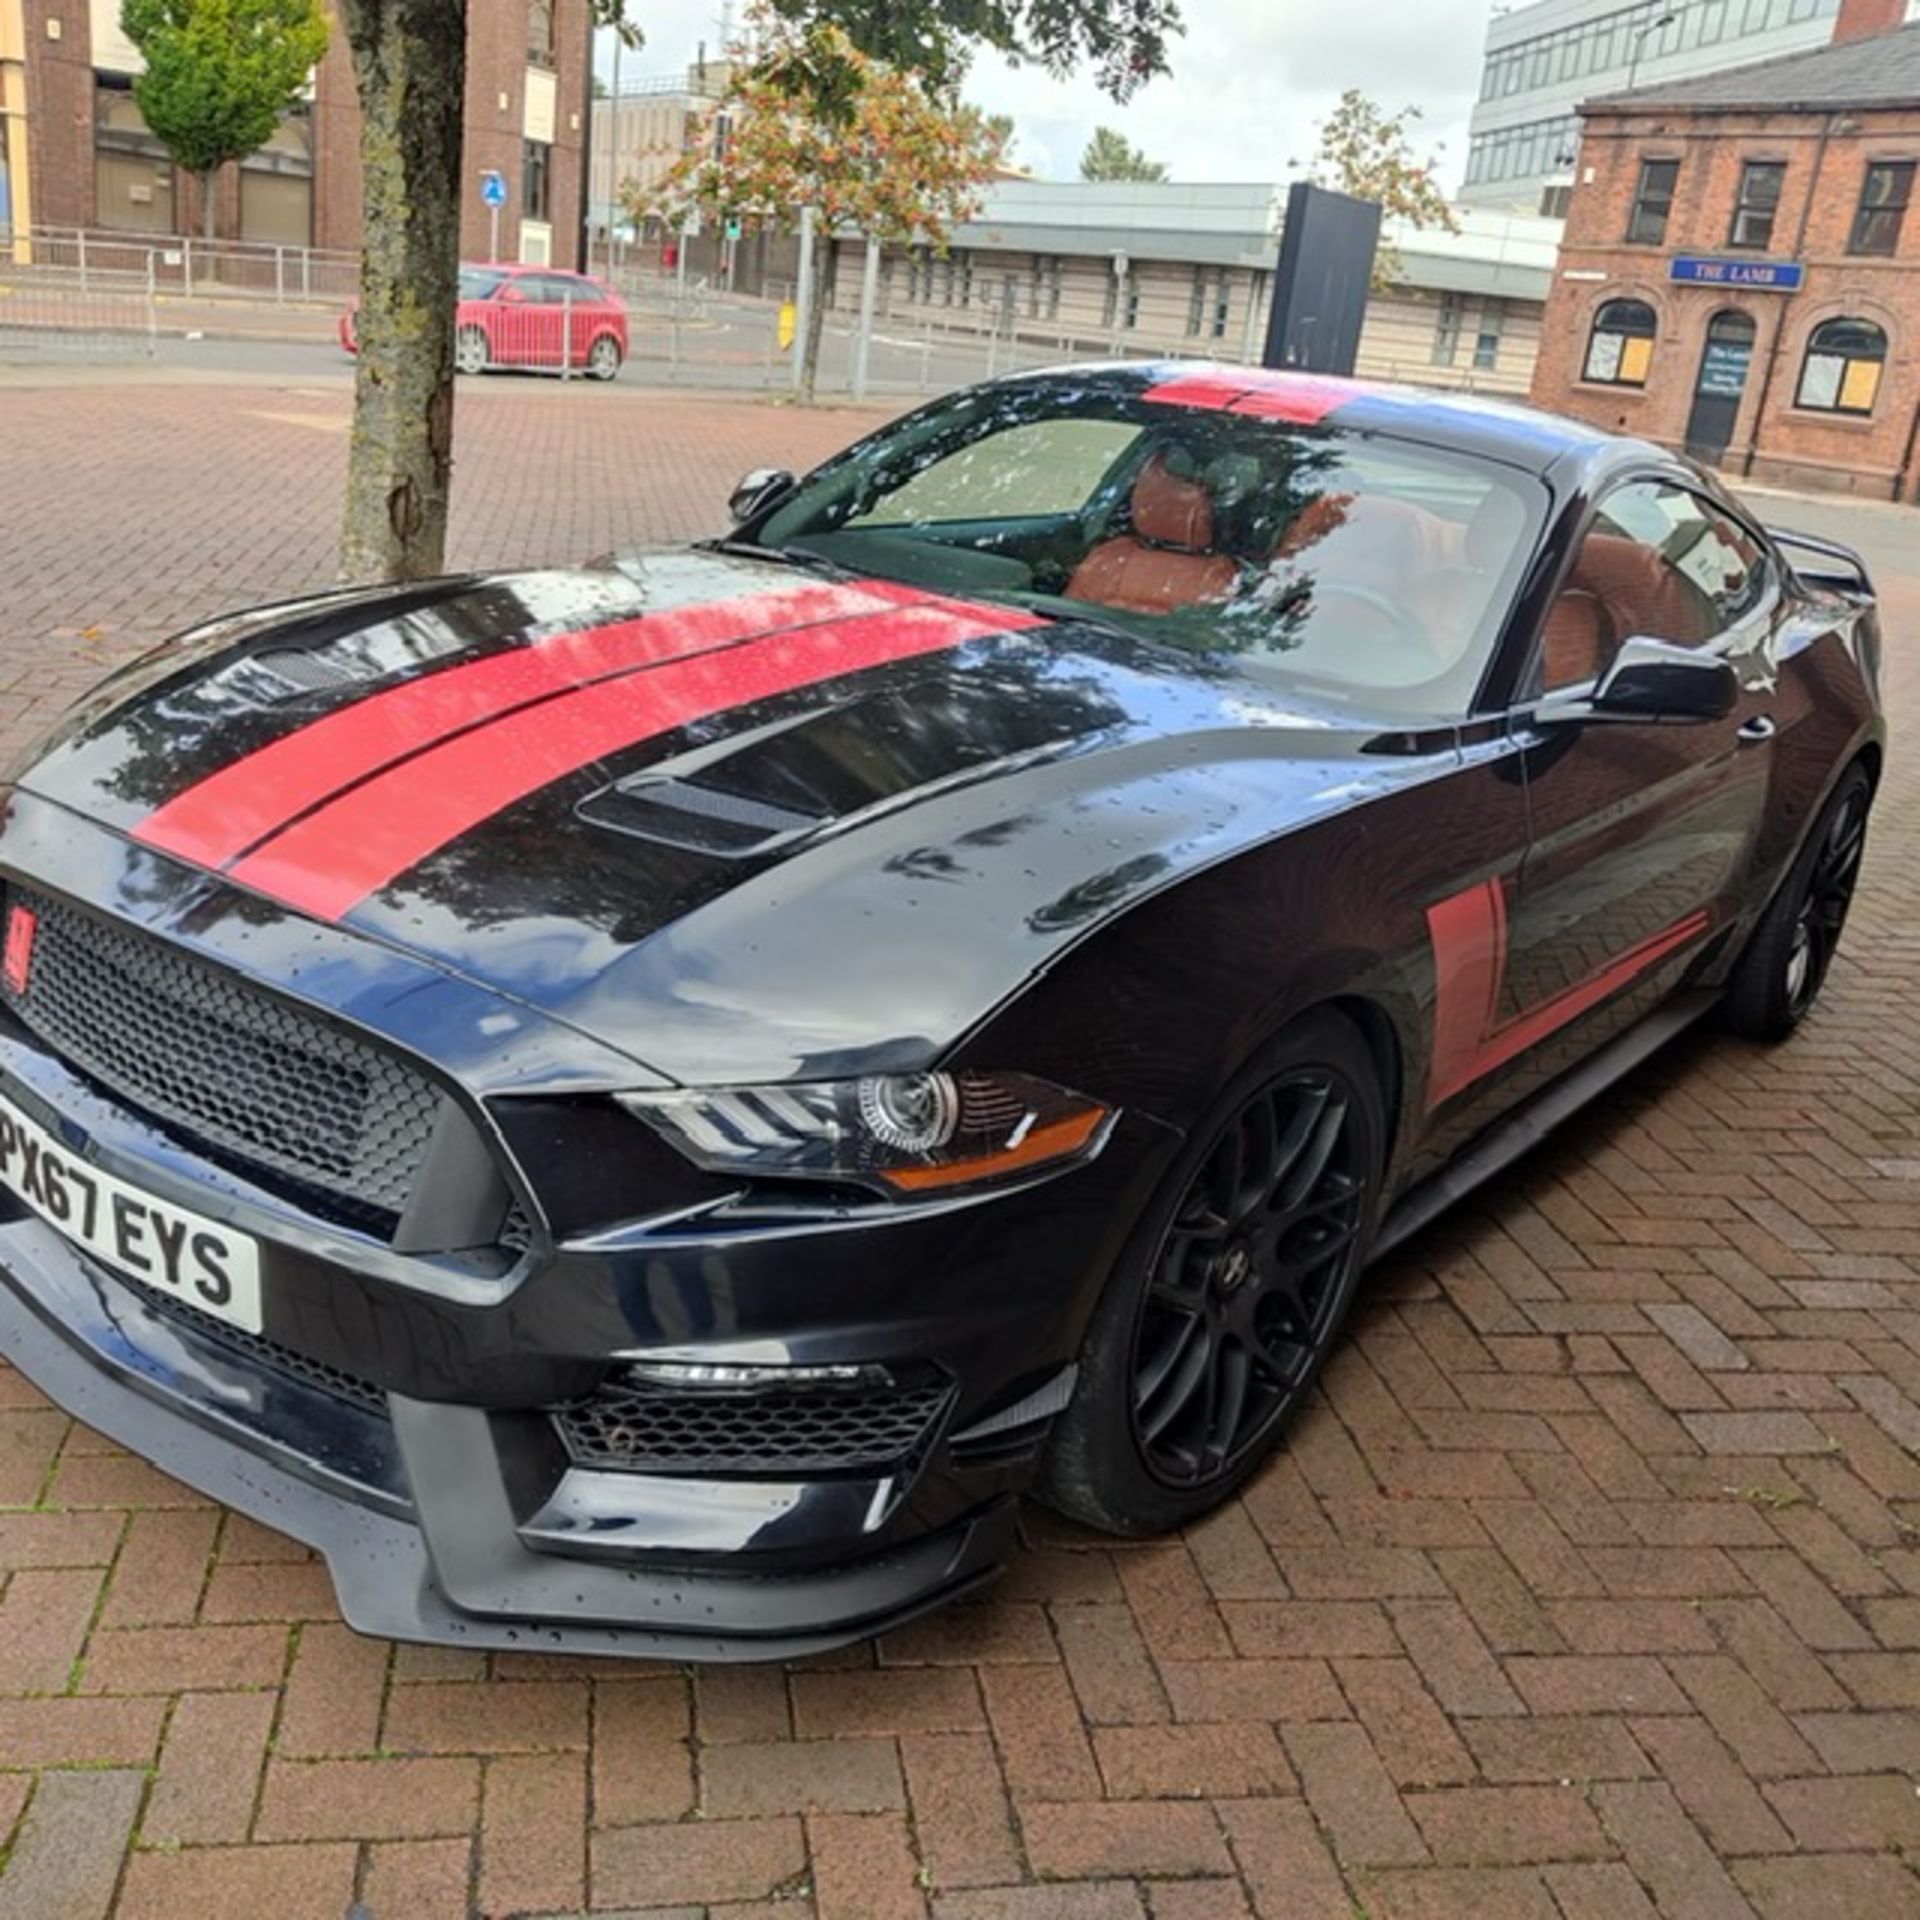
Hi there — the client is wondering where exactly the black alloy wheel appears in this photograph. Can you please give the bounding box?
[1724,763,1873,1043]
[1131,1069,1366,1487]
[1039,1009,1384,1535]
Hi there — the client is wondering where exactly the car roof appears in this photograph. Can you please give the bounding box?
[1019,362,1645,482]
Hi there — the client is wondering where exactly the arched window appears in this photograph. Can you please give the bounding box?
[526,0,554,65]
[1584,297,1656,387]
[1796,317,1888,416]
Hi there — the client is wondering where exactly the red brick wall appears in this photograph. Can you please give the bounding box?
[1532,103,1920,498]
[21,0,589,267]
[1833,0,1907,42]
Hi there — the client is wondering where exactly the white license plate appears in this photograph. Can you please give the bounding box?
[0,1090,263,1333]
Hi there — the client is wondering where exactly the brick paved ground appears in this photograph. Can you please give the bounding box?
[0,371,1918,1920]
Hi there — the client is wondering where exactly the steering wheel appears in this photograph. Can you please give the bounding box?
[1299,579,1433,654]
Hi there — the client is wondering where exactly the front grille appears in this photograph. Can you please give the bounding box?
[147,1290,389,1416]
[553,1374,954,1476]
[2,890,442,1233]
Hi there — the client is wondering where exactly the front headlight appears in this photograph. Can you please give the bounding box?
[618,1071,1111,1198]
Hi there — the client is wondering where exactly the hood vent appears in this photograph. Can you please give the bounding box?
[575,775,828,857]
[227,647,369,704]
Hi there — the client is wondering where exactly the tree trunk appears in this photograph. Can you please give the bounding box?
[199,171,218,244]
[338,0,468,584]
[798,240,835,404]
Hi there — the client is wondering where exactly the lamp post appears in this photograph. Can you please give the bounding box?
[1626,9,1676,91]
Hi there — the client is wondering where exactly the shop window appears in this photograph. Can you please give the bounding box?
[1796,317,1887,415]
[1626,158,1679,246]
[1584,297,1656,386]
[240,103,313,247]
[1849,160,1914,256]
[1728,160,1784,251]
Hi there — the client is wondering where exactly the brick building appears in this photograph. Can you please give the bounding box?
[3,0,590,267]
[1532,0,1920,496]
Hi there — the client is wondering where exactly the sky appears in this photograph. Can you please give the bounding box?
[594,0,1496,198]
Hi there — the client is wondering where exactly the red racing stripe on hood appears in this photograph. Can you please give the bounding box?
[132,579,929,870]
[227,596,1046,922]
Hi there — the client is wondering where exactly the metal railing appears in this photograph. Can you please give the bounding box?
[4,227,358,304]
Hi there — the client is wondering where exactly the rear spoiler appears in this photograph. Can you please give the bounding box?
[1766,526,1874,599]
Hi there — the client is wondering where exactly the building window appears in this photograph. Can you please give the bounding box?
[1849,160,1914,256]
[523,140,551,222]
[1031,254,1062,320]
[526,0,554,67]
[1728,161,1784,250]
[1626,159,1680,245]
[1433,296,1463,366]
[1186,266,1228,338]
[1796,317,1887,414]
[1474,303,1505,371]
[239,102,314,246]
[1584,297,1656,386]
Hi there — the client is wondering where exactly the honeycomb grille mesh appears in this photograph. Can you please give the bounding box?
[148,1290,389,1416]
[2,890,441,1228]
[553,1375,954,1475]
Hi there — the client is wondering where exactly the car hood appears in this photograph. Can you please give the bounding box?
[15,551,1442,1083]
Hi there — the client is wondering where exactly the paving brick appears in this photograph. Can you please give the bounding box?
[1220,1600,1398,1659]
[1763,1772,1920,1852]
[479,1750,586,1918]
[809,1810,926,1920]
[1730,1853,1920,1920]
[1334,1657,1476,1787]
[1540,1862,1662,1920]
[901,1731,1020,1890]
[592,1816,807,1908]
[979,1664,1101,1802]
[1592,1780,1760,1920]
[793,1666,985,1738]
[593,1675,695,1823]
[1505,1655,1691,1716]
[1093,1721,1294,1798]
[1281,1721,1428,1868]
[115,1842,360,1920]
[383,1677,588,1752]
[1216,1796,1351,1919]
[1462,1715,1650,1783]
[1405,1784,1611,1866]
[0,1510,122,1571]
[145,1689,276,1845]
[98,1508,218,1628]
[1349,1865,1559,1920]
[1157,1657,1347,1724]
[275,1621,388,1757]
[362,1837,473,1920]
[0,1767,143,1920]
[1629,1714,1795,1854]
[696,1665,792,1743]
[936,1887,1144,1920]
[80,1623,287,1694]
[254,1754,480,1840]
[704,1736,906,1815]
[1052,1603,1172,1725]
[0,1566,103,1693]
[1020,1799,1233,1878]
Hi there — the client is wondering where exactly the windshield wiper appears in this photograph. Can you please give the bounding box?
[702,537,862,578]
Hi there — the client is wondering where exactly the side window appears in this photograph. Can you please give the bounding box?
[1539,482,1772,691]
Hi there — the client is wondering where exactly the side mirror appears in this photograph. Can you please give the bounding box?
[1542,636,1739,725]
[729,467,796,526]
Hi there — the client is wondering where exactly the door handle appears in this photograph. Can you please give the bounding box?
[1736,715,1777,745]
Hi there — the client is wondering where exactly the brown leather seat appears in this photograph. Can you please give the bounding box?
[1067,456,1240,615]
[1566,532,1714,648]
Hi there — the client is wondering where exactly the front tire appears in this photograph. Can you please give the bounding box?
[1722,763,1872,1043]
[1039,1010,1385,1536]
[455,325,491,376]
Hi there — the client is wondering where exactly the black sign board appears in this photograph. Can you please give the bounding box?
[1261,183,1382,376]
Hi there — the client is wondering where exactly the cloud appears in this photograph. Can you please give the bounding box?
[597,0,1488,194]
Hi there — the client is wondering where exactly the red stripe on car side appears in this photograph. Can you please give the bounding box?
[133,580,925,871]
[1425,876,1710,1110]
[228,598,1046,922]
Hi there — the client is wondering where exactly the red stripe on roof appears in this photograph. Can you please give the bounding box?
[1142,369,1381,426]
[227,597,1044,922]
[133,580,923,871]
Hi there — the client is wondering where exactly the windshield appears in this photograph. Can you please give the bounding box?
[459,268,508,300]
[757,377,1548,718]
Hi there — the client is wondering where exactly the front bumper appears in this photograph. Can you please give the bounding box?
[0,1213,1023,1660]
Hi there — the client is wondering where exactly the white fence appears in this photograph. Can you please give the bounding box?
[5,228,358,304]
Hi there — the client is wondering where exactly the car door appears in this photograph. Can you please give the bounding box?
[1485,477,1780,1100]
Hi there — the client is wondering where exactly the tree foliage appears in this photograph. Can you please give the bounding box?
[343,0,1183,583]
[1079,124,1165,182]
[633,8,1006,401]
[121,0,328,240]
[1306,89,1456,289]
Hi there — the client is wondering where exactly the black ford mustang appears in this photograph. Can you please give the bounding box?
[0,366,1883,1658]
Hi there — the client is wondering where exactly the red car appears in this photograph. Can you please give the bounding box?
[340,263,629,380]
